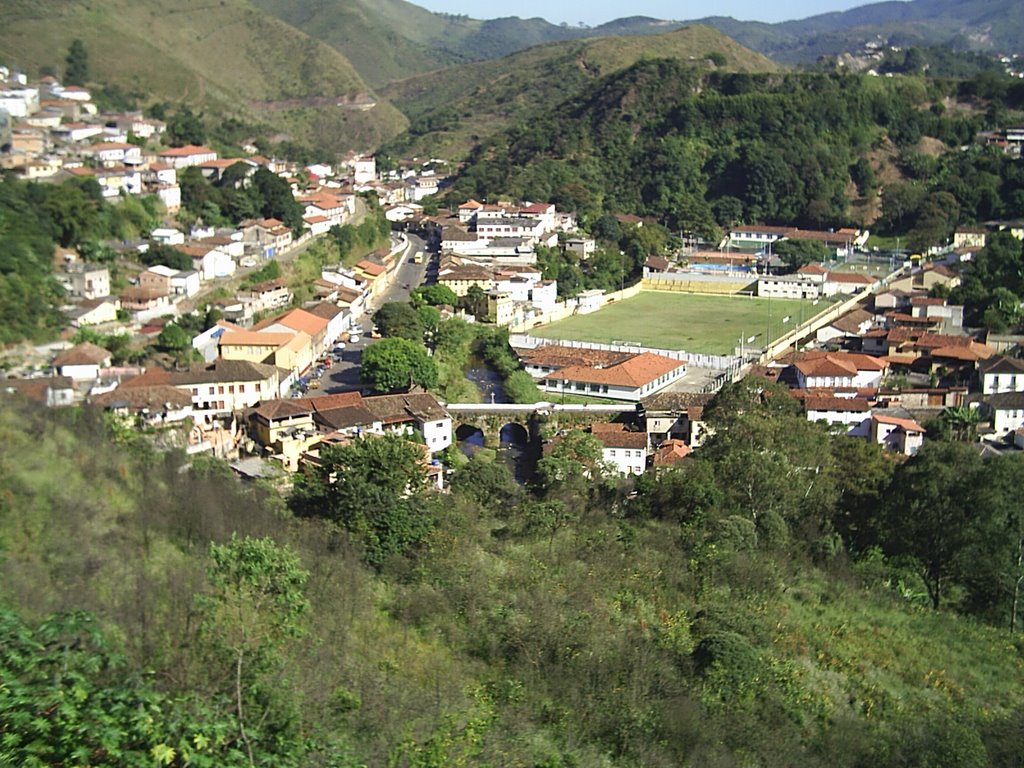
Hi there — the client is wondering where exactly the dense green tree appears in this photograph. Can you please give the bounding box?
[960,455,1024,631]
[251,167,304,233]
[141,242,194,271]
[167,105,206,147]
[829,437,894,553]
[416,304,441,335]
[450,456,520,507]
[880,442,986,609]
[373,301,425,341]
[157,322,191,353]
[773,238,829,270]
[290,435,434,568]
[360,337,437,393]
[629,457,722,523]
[411,283,458,307]
[64,38,89,86]
[702,378,837,545]
[537,429,610,500]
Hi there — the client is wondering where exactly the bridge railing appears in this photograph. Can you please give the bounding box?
[445,402,629,414]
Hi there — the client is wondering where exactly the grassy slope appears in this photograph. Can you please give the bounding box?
[249,0,467,88]
[249,1,715,89]
[1,398,1023,762]
[381,24,780,160]
[0,0,408,152]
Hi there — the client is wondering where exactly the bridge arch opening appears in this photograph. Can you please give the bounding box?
[455,424,486,456]
[499,422,529,447]
[497,421,538,484]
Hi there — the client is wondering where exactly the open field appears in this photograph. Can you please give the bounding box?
[532,292,818,355]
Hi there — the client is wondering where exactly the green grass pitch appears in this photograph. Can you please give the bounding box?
[530,292,819,355]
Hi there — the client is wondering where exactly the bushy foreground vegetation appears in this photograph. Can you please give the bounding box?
[3,379,1024,766]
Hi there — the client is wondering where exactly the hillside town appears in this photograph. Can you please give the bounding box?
[5,62,1024,482]
[7,2,1024,765]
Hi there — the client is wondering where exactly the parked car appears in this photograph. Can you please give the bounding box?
[333,343,346,353]
[349,335,360,344]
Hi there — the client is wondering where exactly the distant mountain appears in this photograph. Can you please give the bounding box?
[249,0,693,87]
[0,0,409,153]
[696,0,1024,63]
[379,24,777,160]
[250,0,1022,95]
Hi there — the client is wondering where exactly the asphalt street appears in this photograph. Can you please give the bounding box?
[323,231,431,395]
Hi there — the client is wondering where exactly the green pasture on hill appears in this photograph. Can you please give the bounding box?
[531,291,821,355]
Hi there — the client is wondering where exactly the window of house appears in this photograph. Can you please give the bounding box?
[218,386,225,395]
[208,386,215,395]
[192,388,198,396]
[228,385,235,394]
[609,450,616,457]
[603,385,609,393]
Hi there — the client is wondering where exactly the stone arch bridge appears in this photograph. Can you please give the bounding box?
[446,402,632,447]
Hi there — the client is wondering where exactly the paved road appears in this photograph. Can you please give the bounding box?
[323,231,433,395]
[365,232,431,313]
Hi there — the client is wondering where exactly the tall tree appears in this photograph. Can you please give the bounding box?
[167,105,206,147]
[881,442,985,609]
[251,167,303,232]
[373,301,426,341]
[200,535,309,766]
[64,38,89,86]
[961,455,1024,631]
[290,435,434,568]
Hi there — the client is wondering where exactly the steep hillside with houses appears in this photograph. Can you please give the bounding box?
[0,0,409,153]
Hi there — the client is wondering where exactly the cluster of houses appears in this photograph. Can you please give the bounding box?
[978,124,1024,158]
[436,256,559,326]
[433,199,577,263]
[26,280,451,472]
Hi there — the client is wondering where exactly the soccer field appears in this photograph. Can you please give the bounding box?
[531,292,816,355]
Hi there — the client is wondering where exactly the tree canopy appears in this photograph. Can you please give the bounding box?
[359,336,438,393]
[64,39,88,86]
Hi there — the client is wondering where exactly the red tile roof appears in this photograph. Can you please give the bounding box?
[556,352,685,389]
[255,308,328,337]
[872,413,925,433]
[53,342,111,367]
[158,144,216,157]
[591,423,648,449]
[220,331,293,347]
[653,439,692,466]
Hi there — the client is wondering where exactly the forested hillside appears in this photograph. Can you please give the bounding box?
[381,25,777,161]
[444,59,1024,243]
[3,380,1024,766]
[249,0,696,88]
